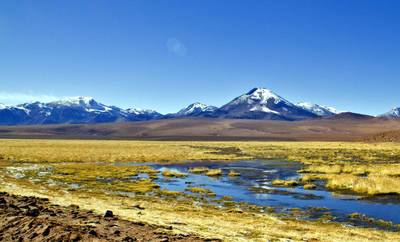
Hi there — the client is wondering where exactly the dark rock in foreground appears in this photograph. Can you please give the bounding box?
[0,192,217,242]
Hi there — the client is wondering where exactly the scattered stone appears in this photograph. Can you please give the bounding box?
[29,232,39,239]
[42,226,51,236]
[70,232,81,241]
[122,236,136,241]
[133,221,145,226]
[133,204,145,210]
[68,204,80,210]
[26,208,40,217]
[104,210,113,218]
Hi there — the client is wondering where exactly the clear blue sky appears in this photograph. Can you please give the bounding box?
[1,0,399,115]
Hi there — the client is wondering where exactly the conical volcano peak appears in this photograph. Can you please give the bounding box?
[237,87,290,105]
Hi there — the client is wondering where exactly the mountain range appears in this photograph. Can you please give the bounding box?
[0,97,162,126]
[0,87,396,126]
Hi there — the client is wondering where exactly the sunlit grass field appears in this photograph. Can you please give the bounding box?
[1,139,400,241]
[1,139,400,195]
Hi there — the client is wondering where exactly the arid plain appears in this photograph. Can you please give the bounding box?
[0,114,400,142]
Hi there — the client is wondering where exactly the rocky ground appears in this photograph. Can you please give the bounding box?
[0,192,217,242]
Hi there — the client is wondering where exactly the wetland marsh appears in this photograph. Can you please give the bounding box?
[1,139,400,241]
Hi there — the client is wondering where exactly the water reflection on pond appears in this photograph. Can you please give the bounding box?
[122,160,400,230]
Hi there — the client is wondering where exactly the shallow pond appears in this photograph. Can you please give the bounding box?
[123,160,400,230]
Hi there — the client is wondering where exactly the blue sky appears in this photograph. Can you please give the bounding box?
[1,0,399,115]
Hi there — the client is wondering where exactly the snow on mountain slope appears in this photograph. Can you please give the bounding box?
[126,108,151,115]
[176,102,217,116]
[380,107,400,118]
[0,97,161,125]
[229,88,292,107]
[52,96,95,106]
[0,103,31,114]
[123,108,162,122]
[213,88,317,120]
[295,102,340,116]
[49,97,113,113]
[249,106,279,114]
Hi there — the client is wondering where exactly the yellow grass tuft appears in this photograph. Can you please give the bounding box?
[161,169,187,178]
[272,179,298,187]
[325,174,400,195]
[188,167,209,173]
[205,169,222,176]
[160,188,184,197]
[228,170,241,177]
[186,187,212,194]
[303,184,317,190]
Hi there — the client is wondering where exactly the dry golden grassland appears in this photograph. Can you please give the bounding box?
[1,139,400,241]
[1,139,400,164]
[1,139,400,195]
[0,139,251,163]
[1,161,400,241]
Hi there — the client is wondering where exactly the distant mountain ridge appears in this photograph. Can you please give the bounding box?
[164,102,217,118]
[0,97,161,126]
[295,102,340,116]
[0,88,348,126]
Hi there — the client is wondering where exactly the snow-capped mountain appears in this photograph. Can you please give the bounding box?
[0,103,32,125]
[175,102,217,117]
[211,88,318,120]
[295,102,340,117]
[162,102,217,118]
[379,107,400,118]
[123,107,161,121]
[0,97,161,126]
